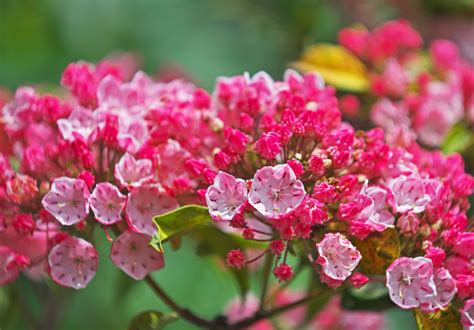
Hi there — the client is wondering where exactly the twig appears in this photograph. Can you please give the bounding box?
[144,275,213,328]
[229,289,329,329]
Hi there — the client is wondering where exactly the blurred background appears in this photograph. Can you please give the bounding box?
[0,0,473,329]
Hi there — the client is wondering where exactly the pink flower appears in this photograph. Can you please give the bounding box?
[110,230,164,280]
[0,247,28,285]
[460,299,474,328]
[254,132,282,160]
[90,182,126,225]
[286,159,304,178]
[414,80,464,147]
[353,183,394,231]
[386,257,436,309]
[226,249,246,269]
[12,214,35,235]
[388,175,431,214]
[114,153,153,188]
[273,263,294,282]
[42,177,90,226]
[430,39,460,71]
[316,233,361,283]
[224,127,248,155]
[309,155,325,177]
[48,237,98,289]
[397,213,420,235]
[424,246,445,268]
[339,95,360,117]
[375,59,409,97]
[248,164,305,218]
[125,186,178,236]
[57,107,95,142]
[453,232,474,258]
[370,98,410,131]
[420,267,457,313]
[294,197,328,225]
[205,171,248,221]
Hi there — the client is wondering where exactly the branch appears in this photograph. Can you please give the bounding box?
[229,289,329,329]
[144,275,213,328]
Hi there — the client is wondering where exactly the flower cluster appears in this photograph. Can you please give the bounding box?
[337,19,474,148]
[202,69,473,324]
[0,59,218,288]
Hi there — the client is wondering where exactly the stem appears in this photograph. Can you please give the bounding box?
[230,289,328,329]
[144,275,213,328]
[259,253,273,310]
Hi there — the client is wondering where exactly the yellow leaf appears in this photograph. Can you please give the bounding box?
[352,228,400,275]
[413,305,462,330]
[292,43,370,92]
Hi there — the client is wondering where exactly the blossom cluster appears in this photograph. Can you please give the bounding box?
[337,19,474,148]
[202,69,473,325]
[0,49,472,328]
[0,59,218,288]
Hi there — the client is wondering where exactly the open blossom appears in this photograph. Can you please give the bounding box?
[111,230,164,280]
[388,175,431,214]
[90,182,126,225]
[352,183,394,232]
[420,267,457,313]
[316,233,361,284]
[57,107,95,142]
[114,153,153,188]
[125,186,178,236]
[205,171,248,221]
[248,164,305,218]
[41,177,91,226]
[386,257,436,309]
[461,299,474,329]
[397,213,420,235]
[48,237,98,289]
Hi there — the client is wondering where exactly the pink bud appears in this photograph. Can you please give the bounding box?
[286,159,304,178]
[309,155,325,177]
[214,150,233,169]
[254,132,282,160]
[12,214,35,235]
[349,272,369,288]
[77,171,95,190]
[242,228,255,240]
[339,95,360,116]
[269,240,285,255]
[224,127,248,155]
[273,263,293,282]
[226,249,246,269]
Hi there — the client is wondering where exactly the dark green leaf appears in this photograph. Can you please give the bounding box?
[128,310,179,330]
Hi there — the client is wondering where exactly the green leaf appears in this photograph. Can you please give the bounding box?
[151,205,212,252]
[442,123,473,154]
[413,305,462,330]
[128,310,179,330]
